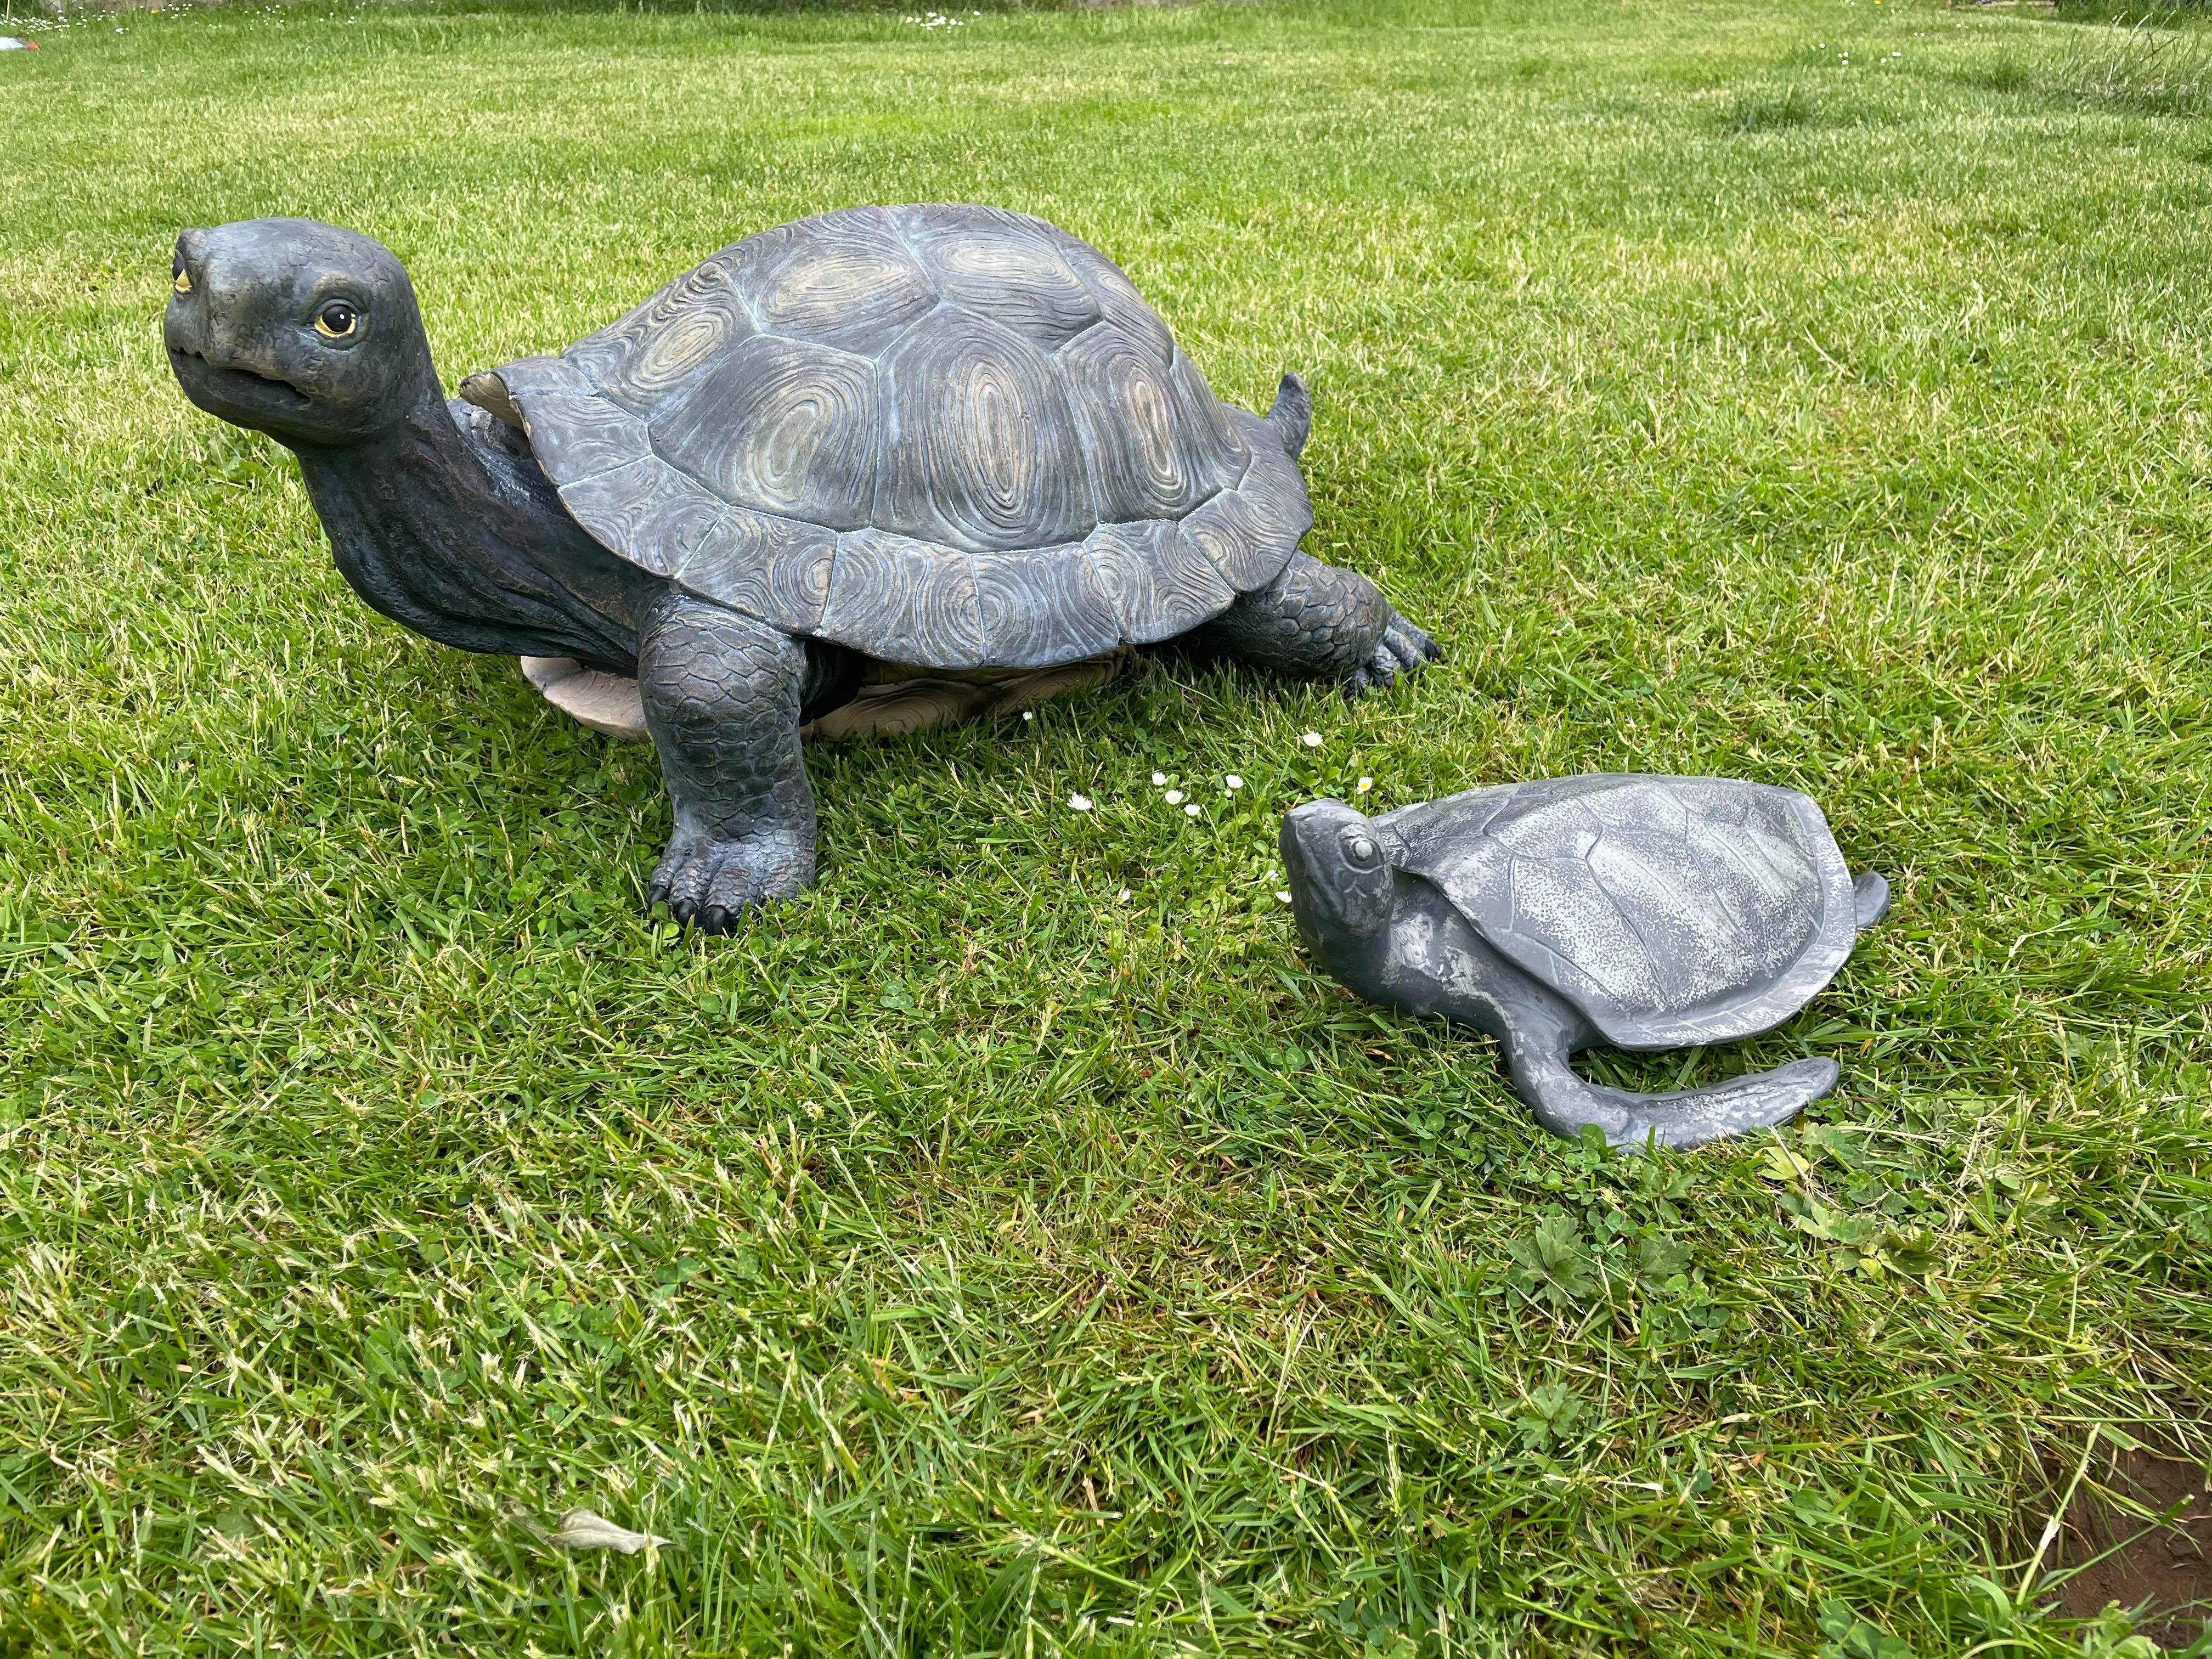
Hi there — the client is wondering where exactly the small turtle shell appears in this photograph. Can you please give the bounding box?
[476,204,1312,670]
[1375,776,1862,1049]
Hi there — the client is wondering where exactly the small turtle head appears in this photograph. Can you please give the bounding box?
[165,219,436,447]
[1280,799,1397,952]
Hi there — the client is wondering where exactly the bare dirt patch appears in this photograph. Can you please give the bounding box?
[2052,1441,2212,1648]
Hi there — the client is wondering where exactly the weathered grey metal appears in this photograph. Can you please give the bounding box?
[164,211,1438,932]
[1280,776,1889,1149]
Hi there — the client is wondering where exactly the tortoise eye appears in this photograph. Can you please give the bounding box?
[314,300,358,339]
[173,268,192,295]
[1342,831,1381,870]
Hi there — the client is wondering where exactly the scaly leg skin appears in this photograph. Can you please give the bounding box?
[1191,550,1442,695]
[636,590,815,934]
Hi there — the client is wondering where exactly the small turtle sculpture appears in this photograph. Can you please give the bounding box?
[1281,776,1890,1149]
[165,211,1439,931]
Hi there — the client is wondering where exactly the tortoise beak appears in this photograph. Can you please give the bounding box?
[163,231,313,417]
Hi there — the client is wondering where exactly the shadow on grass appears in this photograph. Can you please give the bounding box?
[1717,83,1820,132]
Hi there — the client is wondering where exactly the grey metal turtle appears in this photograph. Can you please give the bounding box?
[165,209,1439,931]
[1281,776,1890,1149]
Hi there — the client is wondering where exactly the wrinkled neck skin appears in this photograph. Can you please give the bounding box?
[290,387,648,674]
[1336,876,1558,1050]
[1303,880,1403,1008]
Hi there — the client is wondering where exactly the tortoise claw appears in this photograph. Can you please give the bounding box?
[1385,613,1443,665]
[650,828,809,935]
[1342,610,1440,697]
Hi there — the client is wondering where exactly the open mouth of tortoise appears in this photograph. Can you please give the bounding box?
[168,346,310,409]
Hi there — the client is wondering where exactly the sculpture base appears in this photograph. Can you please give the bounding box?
[518,647,1136,746]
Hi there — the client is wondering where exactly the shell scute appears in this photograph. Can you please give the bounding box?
[523,395,653,485]
[646,332,880,530]
[1084,520,1233,644]
[1058,322,1214,524]
[972,545,1122,667]
[873,309,1090,554]
[896,204,1101,351]
[1182,484,1285,589]
[819,528,988,669]
[566,262,754,409]
[557,455,723,579]
[675,507,838,634]
[737,208,938,358]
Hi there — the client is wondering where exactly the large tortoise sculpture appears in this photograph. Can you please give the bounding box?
[166,208,1439,931]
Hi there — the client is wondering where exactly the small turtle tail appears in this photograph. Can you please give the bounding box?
[1853,870,1892,929]
[1265,373,1312,459]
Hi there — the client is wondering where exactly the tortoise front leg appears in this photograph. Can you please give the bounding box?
[637,590,815,933]
[1192,550,1441,695]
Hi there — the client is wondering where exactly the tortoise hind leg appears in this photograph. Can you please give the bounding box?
[1188,550,1441,696]
[1501,1019,1836,1152]
[637,590,816,934]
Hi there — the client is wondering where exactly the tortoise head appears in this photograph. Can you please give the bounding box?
[1280,799,1398,952]
[165,219,437,447]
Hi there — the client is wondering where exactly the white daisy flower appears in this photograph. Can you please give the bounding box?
[1164,789,1184,805]
[1117,888,1131,902]
[1275,890,1294,904]
[1357,777,1373,793]
[1068,793,1093,811]
[1224,775,1244,791]
[1022,710,1034,721]
[1184,803,1202,817]
[1302,732,1323,748]
[1151,771,1167,786]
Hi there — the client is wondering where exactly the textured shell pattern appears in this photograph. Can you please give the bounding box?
[1375,775,1860,1049]
[488,205,1312,670]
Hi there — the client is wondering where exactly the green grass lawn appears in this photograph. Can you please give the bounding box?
[3,0,2211,1651]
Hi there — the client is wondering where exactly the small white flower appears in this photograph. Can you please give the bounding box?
[1021,710,1034,721]
[1068,793,1093,811]
[1151,771,1167,786]
[1275,890,1294,904]
[1117,888,1131,902]
[1357,776,1373,794]
[1164,789,1184,805]
[1224,775,1244,791]
[1184,803,1202,817]
[1302,731,1323,748]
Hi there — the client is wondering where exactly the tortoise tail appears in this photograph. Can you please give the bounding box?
[1265,373,1311,459]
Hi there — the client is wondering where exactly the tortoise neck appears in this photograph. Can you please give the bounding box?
[289,390,646,671]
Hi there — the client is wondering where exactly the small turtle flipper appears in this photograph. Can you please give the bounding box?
[1503,1023,1838,1152]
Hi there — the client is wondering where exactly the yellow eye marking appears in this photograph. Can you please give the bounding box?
[314,301,358,340]
[173,269,192,294]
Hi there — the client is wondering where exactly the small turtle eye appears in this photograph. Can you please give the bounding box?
[173,267,192,295]
[1341,831,1381,870]
[314,300,359,340]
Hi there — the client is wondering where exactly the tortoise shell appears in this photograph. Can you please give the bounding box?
[1374,775,1861,1049]
[475,205,1312,670]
